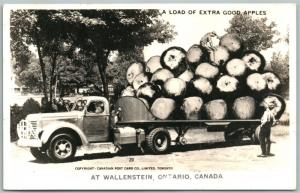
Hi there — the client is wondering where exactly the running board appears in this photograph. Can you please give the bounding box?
[76,142,119,156]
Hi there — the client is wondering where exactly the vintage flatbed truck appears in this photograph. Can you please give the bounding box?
[16,96,285,162]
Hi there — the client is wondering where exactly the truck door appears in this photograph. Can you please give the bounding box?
[83,99,110,142]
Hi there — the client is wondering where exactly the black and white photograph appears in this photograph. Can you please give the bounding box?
[2,4,296,190]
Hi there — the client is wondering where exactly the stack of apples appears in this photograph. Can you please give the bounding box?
[121,33,284,120]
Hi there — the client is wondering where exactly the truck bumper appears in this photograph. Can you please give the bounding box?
[17,138,42,148]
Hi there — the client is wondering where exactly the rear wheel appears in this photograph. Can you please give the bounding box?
[47,133,77,162]
[30,147,48,161]
[146,128,171,154]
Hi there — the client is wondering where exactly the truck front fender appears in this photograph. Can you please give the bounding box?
[40,121,89,146]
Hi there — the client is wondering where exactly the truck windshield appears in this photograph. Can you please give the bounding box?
[72,99,87,111]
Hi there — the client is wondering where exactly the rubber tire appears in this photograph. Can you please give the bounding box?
[224,130,243,145]
[146,128,171,154]
[47,133,77,163]
[30,147,48,161]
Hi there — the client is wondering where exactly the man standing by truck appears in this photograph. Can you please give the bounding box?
[258,102,277,157]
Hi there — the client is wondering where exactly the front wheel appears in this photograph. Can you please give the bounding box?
[146,128,171,154]
[30,147,48,161]
[47,133,77,162]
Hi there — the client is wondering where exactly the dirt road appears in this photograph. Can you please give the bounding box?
[8,125,294,173]
[4,125,296,190]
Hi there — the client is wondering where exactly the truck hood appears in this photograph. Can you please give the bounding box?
[26,111,83,121]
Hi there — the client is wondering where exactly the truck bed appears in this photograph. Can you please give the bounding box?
[115,97,262,128]
[116,119,261,127]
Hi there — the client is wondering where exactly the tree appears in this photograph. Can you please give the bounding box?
[270,52,289,98]
[106,46,144,101]
[10,10,32,73]
[35,10,77,103]
[11,10,75,103]
[57,55,87,95]
[51,10,176,98]
[11,10,176,100]
[56,47,105,96]
[11,10,49,100]
[18,57,43,92]
[225,14,279,51]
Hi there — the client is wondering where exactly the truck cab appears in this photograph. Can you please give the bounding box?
[74,97,110,142]
[17,96,113,162]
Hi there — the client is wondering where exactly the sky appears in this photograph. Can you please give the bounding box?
[143,5,291,63]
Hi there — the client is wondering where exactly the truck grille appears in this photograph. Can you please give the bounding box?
[30,121,37,129]
[17,120,39,140]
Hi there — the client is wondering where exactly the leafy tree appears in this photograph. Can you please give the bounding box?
[106,46,144,100]
[56,48,104,96]
[11,10,49,100]
[35,10,78,102]
[225,14,279,51]
[51,10,176,98]
[10,104,23,141]
[10,10,33,72]
[11,10,75,103]
[11,49,43,93]
[11,10,175,100]
[57,56,87,95]
[18,57,43,92]
[23,98,41,114]
[270,52,289,98]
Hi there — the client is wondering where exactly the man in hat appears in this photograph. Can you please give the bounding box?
[258,102,277,157]
[95,101,105,114]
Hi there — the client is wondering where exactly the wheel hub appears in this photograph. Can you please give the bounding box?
[54,139,72,158]
[157,139,162,145]
[58,144,66,151]
[155,135,167,149]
